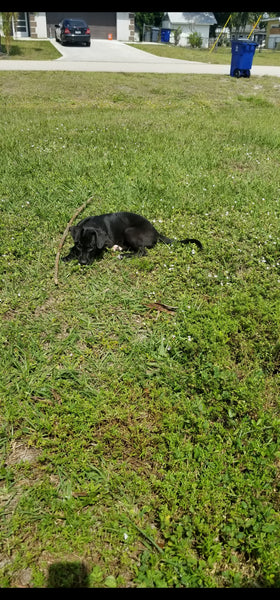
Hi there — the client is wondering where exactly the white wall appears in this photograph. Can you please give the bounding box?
[179,25,210,48]
[35,12,47,39]
[116,12,130,41]
[162,18,210,48]
[268,34,280,49]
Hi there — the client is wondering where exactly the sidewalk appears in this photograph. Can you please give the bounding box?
[0,39,279,77]
[0,59,279,77]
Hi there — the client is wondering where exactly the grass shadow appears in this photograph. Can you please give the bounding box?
[47,561,89,588]
[0,44,23,57]
[9,45,23,57]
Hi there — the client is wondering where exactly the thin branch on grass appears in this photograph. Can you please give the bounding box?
[54,195,95,286]
[145,302,177,314]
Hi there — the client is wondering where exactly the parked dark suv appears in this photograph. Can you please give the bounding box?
[55,18,91,46]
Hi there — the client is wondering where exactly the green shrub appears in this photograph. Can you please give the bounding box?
[189,31,203,48]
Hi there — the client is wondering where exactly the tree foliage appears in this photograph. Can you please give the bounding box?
[135,12,164,40]
[1,12,18,55]
[212,12,267,35]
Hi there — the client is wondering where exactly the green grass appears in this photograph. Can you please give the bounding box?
[128,43,280,66]
[0,39,62,60]
[0,71,280,588]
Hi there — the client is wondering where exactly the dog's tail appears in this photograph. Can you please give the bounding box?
[158,234,203,250]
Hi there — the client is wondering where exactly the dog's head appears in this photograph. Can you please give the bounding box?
[69,224,107,265]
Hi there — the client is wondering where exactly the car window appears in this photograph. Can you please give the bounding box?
[63,19,87,27]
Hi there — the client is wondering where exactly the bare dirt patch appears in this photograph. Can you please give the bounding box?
[6,442,41,467]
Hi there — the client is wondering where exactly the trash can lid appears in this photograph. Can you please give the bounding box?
[232,38,258,45]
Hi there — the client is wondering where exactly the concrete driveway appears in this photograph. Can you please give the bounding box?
[0,39,279,77]
[51,38,178,63]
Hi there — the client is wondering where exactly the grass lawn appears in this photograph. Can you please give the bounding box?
[0,71,280,588]
[0,39,62,60]
[128,43,280,66]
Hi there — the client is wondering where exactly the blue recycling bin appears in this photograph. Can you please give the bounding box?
[161,28,171,43]
[230,39,258,78]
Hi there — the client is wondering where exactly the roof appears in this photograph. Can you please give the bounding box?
[163,12,217,26]
[262,16,280,22]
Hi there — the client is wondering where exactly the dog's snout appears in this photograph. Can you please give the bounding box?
[79,257,88,265]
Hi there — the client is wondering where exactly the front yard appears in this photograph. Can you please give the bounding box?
[0,71,280,588]
[128,43,280,66]
[0,39,61,60]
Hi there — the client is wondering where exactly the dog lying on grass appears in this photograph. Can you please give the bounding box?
[62,211,202,265]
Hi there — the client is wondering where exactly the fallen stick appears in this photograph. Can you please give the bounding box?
[145,301,177,314]
[54,195,95,286]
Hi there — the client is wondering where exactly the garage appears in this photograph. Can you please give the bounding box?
[46,12,116,40]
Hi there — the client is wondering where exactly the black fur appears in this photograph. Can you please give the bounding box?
[62,211,202,265]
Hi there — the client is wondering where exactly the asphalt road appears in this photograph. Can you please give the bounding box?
[0,39,279,77]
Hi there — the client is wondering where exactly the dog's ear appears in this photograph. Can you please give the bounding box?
[94,228,107,250]
[69,225,80,243]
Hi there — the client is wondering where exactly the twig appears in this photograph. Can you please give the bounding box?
[145,302,177,314]
[54,195,95,286]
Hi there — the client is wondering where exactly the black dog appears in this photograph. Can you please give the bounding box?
[62,211,202,265]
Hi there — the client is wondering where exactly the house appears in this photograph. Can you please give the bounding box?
[215,24,265,48]
[161,12,217,48]
[262,15,280,49]
[0,12,135,42]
